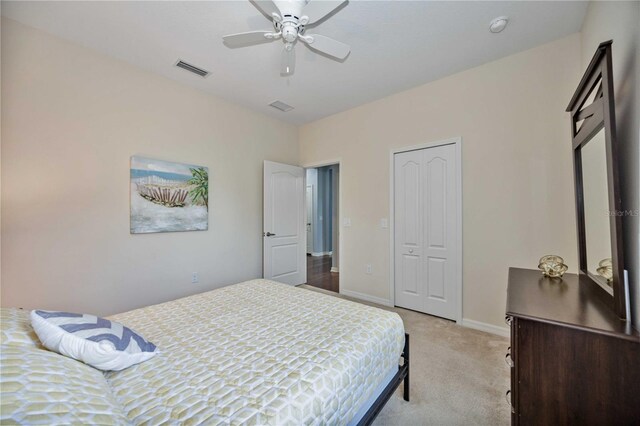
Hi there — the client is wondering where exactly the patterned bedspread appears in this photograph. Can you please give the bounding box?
[0,309,130,425]
[107,280,405,425]
[0,280,405,425]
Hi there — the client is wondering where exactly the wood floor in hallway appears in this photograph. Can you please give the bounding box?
[306,255,339,293]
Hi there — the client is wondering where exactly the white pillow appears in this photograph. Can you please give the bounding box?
[30,310,157,371]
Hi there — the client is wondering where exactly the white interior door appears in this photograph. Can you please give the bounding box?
[394,143,459,320]
[306,185,313,254]
[264,161,306,285]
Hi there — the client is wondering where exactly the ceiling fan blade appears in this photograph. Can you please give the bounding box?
[302,34,350,60]
[223,31,274,48]
[281,46,296,76]
[249,0,281,20]
[303,0,347,24]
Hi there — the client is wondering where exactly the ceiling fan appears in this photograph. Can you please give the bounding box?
[223,0,350,76]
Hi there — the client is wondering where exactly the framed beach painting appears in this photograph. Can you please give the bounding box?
[130,156,208,234]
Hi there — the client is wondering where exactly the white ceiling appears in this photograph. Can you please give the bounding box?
[2,1,588,124]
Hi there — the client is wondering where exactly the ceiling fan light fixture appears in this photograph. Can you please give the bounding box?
[489,16,509,33]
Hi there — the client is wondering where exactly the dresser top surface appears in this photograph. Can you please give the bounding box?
[506,267,638,340]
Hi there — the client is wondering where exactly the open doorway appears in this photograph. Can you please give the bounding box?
[305,164,339,293]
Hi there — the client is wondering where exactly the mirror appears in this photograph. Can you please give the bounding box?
[580,128,613,293]
[566,41,627,319]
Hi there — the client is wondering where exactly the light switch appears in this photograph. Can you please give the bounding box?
[380,218,388,229]
[343,218,352,227]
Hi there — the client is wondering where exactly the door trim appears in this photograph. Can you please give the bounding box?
[389,138,463,323]
[301,158,342,291]
[306,185,314,254]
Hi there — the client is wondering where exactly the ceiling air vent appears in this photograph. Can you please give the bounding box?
[269,100,294,112]
[175,60,210,78]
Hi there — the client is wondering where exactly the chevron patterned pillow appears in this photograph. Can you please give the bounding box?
[30,310,157,371]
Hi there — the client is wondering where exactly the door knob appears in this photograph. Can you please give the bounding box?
[265,232,276,237]
[409,249,414,253]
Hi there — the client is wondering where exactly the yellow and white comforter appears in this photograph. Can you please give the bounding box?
[0,309,129,425]
[1,279,405,425]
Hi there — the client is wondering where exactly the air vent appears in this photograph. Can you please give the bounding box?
[175,60,210,78]
[269,100,294,112]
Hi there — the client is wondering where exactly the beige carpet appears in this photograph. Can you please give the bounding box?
[299,285,511,426]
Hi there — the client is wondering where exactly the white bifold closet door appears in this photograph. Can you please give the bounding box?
[394,144,458,320]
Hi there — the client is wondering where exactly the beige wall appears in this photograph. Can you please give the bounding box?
[3,6,635,331]
[300,35,582,328]
[0,19,299,316]
[580,1,639,329]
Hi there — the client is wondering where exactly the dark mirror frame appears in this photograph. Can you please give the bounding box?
[566,41,626,319]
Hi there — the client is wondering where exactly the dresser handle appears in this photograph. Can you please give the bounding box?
[506,390,515,413]
[505,352,514,368]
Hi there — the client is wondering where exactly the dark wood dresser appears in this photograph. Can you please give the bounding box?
[505,267,640,425]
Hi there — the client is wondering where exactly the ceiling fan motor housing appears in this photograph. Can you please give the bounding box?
[274,0,305,18]
[281,23,298,42]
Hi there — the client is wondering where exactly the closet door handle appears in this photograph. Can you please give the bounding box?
[264,232,276,237]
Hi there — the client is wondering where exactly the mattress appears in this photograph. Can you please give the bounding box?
[106,279,405,425]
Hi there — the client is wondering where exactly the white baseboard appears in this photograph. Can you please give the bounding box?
[340,289,393,307]
[311,251,332,257]
[330,267,339,273]
[461,318,510,338]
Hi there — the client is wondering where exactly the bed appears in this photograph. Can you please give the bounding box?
[1,279,409,425]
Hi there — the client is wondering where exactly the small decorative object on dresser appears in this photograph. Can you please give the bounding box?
[596,258,613,284]
[537,255,568,278]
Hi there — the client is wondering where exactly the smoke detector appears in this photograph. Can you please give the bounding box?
[489,16,509,33]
